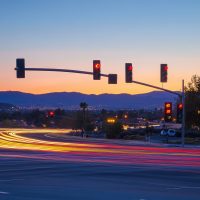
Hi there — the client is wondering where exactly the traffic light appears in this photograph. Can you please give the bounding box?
[48,111,55,118]
[16,58,25,78]
[177,103,183,123]
[108,74,117,84]
[164,102,172,122]
[93,60,101,80]
[160,64,168,83]
[125,63,133,83]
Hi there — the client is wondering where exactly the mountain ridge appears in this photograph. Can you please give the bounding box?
[0,91,179,109]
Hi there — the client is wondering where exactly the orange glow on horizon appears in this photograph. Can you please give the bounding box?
[0,77,183,95]
[0,53,192,95]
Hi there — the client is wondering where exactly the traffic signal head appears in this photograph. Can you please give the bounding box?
[178,103,183,110]
[164,102,172,122]
[160,64,168,83]
[16,58,25,78]
[93,60,101,80]
[125,63,133,83]
[108,74,117,84]
[48,111,55,118]
[177,103,183,123]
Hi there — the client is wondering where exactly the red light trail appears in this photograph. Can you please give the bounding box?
[0,129,200,169]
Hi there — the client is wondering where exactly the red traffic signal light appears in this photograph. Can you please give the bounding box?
[125,63,133,83]
[161,64,168,83]
[16,58,25,78]
[94,63,100,69]
[164,102,172,122]
[93,60,101,80]
[48,111,55,118]
[128,65,132,71]
[178,103,183,110]
[164,65,168,71]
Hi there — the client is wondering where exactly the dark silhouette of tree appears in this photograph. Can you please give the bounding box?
[185,75,200,129]
[105,121,123,139]
[100,109,107,120]
[80,102,88,130]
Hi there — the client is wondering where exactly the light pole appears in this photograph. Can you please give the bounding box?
[181,80,186,147]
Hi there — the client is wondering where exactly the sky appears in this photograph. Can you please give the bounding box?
[0,0,200,94]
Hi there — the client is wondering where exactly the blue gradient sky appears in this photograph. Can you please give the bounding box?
[0,0,200,94]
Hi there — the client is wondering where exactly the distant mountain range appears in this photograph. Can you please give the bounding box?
[0,91,179,110]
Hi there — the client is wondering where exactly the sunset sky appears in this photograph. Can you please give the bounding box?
[0,0,200,94]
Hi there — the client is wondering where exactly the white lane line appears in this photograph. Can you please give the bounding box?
[167,186,200,190]
[0,178,24,182]
[0,191,9,195]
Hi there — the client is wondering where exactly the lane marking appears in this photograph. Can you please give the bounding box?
[0,179,24,182]
[0,191,9,195]
[167,186,200,190]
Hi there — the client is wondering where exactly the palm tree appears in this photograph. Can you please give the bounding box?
[80,102,88,130]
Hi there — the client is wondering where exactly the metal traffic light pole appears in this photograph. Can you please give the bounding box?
[19,67,118,84]
[130,79,185,147]
[181,80,186,147]
[23,68,109,77]
[131,80,181,97]
[15,58,118,84]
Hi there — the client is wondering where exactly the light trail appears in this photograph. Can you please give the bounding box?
[0,129,200,168]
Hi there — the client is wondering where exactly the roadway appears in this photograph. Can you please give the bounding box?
[0,128,200,200]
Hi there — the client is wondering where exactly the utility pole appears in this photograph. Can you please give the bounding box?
[181,80,185,147]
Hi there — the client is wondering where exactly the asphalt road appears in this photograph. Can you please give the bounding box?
[0,129,200,200]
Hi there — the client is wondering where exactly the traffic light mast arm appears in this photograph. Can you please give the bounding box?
[15,67,109,77]
[132,80,181,97]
